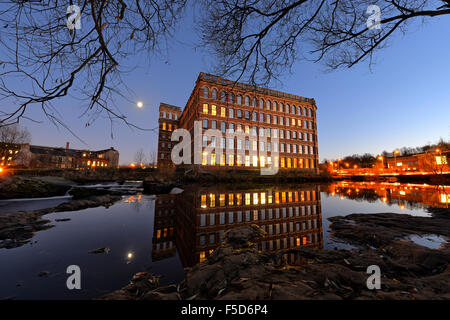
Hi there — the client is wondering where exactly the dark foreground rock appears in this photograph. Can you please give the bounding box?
[0,194,122,249]
[0,176,71,199]
[98,219,450,300]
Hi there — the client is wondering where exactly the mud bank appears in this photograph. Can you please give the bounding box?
[100,209,450,300]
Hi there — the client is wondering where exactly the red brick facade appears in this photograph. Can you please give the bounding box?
[157,73,319,173]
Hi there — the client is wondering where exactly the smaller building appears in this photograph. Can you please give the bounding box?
[385,150,449,173]
[0,142,119,169]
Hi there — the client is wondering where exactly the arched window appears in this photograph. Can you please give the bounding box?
[303,107,308,116]
[297,106,302,116]
[266,100,271,110]
[203,87,209,98]
[259,98,264,109]
[309,109,313,117]
[237,95,242,105]
[212,88,218,100]
[244,96,250,106]
[285,104,290,113]
[279,103,284,112]
[220,91,227,102]
[272,101,277,111]
[291,105,296,114]
[229,93,235,104]
[252,97,257,107]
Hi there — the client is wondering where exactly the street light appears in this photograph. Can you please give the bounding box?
[137,101,144,108]
[377,155,384,170]
[394,150,400,172]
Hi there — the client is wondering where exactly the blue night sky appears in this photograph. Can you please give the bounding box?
[15,10,450,165]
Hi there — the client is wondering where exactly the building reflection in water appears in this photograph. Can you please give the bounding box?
[324,181,450,209]
[152,194,176,261]
[153,185,323,267]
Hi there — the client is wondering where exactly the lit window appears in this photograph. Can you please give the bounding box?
[210,194,216,207]
[220,154,226,166]
[162,123,166,130]
[228,154,234,166]
[202,152,208,165]
[201,195,207,208]
[211,153,216,165]
[436,156,447,165]
[228,194,234,206]
[221,107,226,117]
[253,193,259,205]
[252,155,258,167]
[236,155,242,166]
[236,193,242,205]
[281,158,285,168]
[203,103,208,114]
[245,193,251,205]
[245,155,250,167]
[260,193,266,204]
[219,194,225,206]
[260,156,265,167]
[211,105,217,115]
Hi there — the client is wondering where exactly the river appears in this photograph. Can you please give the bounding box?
[0,181,448,299]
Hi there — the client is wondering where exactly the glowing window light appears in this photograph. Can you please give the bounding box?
[201,194,207,208]
[210,194,215,208]
[253,193,259,205]
[260,192,266,204]
[245,193,251,205]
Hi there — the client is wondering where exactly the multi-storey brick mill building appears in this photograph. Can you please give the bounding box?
[157,73,319,173]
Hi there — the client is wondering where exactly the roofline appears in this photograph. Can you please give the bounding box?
[197,72,316,105]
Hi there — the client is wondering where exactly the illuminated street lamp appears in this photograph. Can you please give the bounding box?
[377,155,384,169]
[394,150,400,172]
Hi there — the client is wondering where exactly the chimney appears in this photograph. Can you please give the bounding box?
[66,142,70,150]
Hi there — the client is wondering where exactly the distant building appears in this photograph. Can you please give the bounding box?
[0,141,119,169]
[384,150,448,173]
[157,72,319,172]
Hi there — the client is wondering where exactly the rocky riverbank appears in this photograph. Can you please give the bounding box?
[0,176,73,199]
[100,208,450,300]
[0,194,122,249]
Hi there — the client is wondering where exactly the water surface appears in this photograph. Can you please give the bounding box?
[0,181,448,299]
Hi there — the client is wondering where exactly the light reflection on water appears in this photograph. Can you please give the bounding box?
[0,181,447,300]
